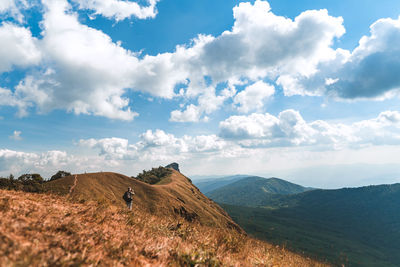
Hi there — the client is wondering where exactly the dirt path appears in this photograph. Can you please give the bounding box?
[69,175,78,195]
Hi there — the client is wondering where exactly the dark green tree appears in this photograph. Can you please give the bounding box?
[18,173,44,184]
[134,166,172,184]
[50,170,71,181]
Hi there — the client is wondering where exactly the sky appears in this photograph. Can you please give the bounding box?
[2,0,400,188]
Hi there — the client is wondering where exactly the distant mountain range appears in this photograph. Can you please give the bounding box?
[205,176,313,207]
[193,175,250,194]
[202,174,400,266]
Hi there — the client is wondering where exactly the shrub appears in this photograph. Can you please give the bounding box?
[0,173,45,193]
[133,167,172,185]
[50,170,72,181]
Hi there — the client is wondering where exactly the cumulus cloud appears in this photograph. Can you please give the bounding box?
[82,110,400,160]
[0,149,75,176]
[0,22,41,73]
[170,104,202,122]
[279,16,400,99]
[79,137,136,160]
[14,0,141,120]
[73,110,400,177]
[166,0,344,119]
[80,129,235,162]
[73,0,160,21]
[170,86,235,122]
[2,0,185,120]
[1,0,349,121]
[219,110,400,149]
[233,81,274,113]
[3,0,399,121]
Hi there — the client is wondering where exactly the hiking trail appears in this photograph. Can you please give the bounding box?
[69,175,78,195]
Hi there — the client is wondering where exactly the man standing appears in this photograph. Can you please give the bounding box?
[123,187,135,210]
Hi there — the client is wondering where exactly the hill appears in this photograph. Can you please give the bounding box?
[221,184,400,266]
[0,171,328,266]
[44,170,240,229]
[193,175,250,194]
[206,176,313,207]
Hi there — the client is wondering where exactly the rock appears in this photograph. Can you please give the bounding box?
[165,162,180,172]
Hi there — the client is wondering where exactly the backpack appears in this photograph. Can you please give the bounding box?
[123,191,131,202]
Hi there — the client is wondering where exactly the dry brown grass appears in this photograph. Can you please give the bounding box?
[0,189,329,266]
[44,171,245,231]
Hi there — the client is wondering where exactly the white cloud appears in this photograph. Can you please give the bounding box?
[1,0,186,120]
[0,0,29,22]
[170,85,236,122]
[166,1,344,118]
[0,148,131,177]
[15,0,141,120]
[0,149,76,176]
[3,0,347,121]
[0,22,41,73]
[170,104,202,122]
[279,16,400,99]
[0,0,17,13]
[219,2,340,78]
[3,0,399,121]
[80,129,236,162]
[233,81,274,113]
[9,130,22,140]
[0,88,19,106]
[80,110,400,163]
[219,110,400,149]
[73,0,160,21]
[79,137,136,160]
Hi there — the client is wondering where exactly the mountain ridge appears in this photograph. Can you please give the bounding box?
[193,174,250,193]
[206,176,313,207]
[44,170,241,230]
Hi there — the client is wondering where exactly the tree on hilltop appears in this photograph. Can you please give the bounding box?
[50,170,72,181]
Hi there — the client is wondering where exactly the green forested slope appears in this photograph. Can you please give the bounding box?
[221,183,400,266]
[207,176,312,206]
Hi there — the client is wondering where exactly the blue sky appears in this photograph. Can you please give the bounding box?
[2,0,400,188]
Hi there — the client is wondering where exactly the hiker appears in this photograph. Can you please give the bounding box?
[123,187,135,210]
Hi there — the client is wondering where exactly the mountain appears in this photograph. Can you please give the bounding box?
[0,170,327,266]
[193,175,250,193]
[44,170,240,229]
[206,176,313,206]
[221,184,400,266]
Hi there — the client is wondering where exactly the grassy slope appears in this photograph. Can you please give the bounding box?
[44,170,239,229]
[206,176,312,207]
[221,184,400,267]
[0,189,328,266]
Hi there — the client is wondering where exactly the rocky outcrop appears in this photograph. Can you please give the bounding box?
[165,162,180,172]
